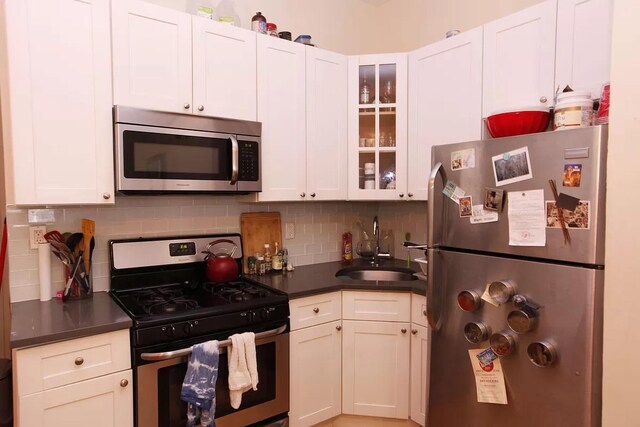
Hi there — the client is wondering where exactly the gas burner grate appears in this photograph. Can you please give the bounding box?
[203,282,272,303]
[134,286,200,315]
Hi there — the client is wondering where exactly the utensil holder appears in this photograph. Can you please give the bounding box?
[64,260,92,300]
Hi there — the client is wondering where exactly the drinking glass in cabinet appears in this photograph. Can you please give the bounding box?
[379,108,396,147]
[359,65,376,104]
[379,152,396,190]
[379,64,396,104]
[359,108,375,146]
[359,152,375,190]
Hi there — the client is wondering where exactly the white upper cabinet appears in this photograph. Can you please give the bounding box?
[408,27,483,200]
[192,19,257,120]
[306,47,348,201]
[257,36,306,201]
[483,0,557,116]
[348,54,408,201]
[0,0,115,205]
[555,0,612,98]
[111,0,192,113]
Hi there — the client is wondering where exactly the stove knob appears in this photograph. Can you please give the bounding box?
[260,308,271,320]
[163,325,176,338]
[242,311,256,322]
[184,321,196,335]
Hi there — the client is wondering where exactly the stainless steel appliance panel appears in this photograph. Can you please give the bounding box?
[430,126,607,265]
[427,249,603,427]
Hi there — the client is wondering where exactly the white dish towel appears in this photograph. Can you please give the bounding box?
[227,332,258,409]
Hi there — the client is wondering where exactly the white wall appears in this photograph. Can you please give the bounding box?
[602,0,640,424]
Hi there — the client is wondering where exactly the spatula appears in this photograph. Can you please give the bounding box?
[81,219,95,274]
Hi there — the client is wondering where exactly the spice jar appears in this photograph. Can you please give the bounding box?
[257,256,266,275]
[266,23,278,37]
[251,11,266,33]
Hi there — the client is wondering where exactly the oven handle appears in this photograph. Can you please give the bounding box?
[140,324,287,361]
[229,135,239,185]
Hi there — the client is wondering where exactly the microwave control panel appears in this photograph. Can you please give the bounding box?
[238,140,259,181]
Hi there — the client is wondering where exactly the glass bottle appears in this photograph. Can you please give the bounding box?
[272,242,283,270]
[360,78,371,104]
[257,256,266,275]
[263,243,272,271]
[251,11,267,33]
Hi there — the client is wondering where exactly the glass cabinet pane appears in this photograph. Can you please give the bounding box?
[379,152,396,190]
[379,64,396,104]
[359,108,375,147]
[359,65,375,105]
[379,107,396,148]
[359,152,375,190]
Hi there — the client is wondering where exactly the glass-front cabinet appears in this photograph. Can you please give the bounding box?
[348,54,408,200]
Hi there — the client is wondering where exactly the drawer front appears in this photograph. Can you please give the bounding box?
[342,291,411,322]
[411,293,428,327]
[290,291,342,330]
[15,329,131,396]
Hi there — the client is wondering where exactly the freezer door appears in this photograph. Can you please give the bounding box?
[429,125,607,265]
[427,249,603,427]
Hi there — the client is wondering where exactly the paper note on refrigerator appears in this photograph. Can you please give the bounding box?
[468,349,508,405]
[507,190,546,246]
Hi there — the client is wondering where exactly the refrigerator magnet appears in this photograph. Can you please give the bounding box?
[451,148,476,171]
[546,200,590,229]
[470,206,499,224]
[492,146,533,186]
[484,188,504,212]
[562,164,582,187]
[443,180,466,204]
[467,349,508,405]
[459,196,473,217]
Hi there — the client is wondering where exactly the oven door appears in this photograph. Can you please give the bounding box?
[115,123,243,192]
[136,326,289,427]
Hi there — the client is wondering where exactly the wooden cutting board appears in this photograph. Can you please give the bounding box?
[240,212,282,274]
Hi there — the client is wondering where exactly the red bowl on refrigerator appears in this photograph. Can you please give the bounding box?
[485,109,551,138]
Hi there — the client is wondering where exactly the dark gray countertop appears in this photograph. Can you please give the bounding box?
[10,292,132,349]
[250,258,426,298]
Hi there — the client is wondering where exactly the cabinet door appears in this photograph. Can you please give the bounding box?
[342,320,410,418]
[306,47,348,201]
[0,0,115,205]
[348,54,408,201]
[257,36,306,201]
[556,0,612,98]
[408,27,483,200]
[410,324,429,427]
[483,0,557,116]
[290,321,342,427]
[18,370,133,427]
[111,0,192,113]
[192,19,257,120]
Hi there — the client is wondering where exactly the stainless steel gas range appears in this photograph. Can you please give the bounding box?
[108,234,290,427]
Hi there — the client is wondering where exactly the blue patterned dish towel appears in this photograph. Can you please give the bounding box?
[181,340,220,427]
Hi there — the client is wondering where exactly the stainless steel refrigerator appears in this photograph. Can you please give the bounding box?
[426,126,606,427]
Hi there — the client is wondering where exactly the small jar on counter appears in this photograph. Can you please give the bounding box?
[267,23,278,37]
[257,256,266,275]
[247,256,256,274]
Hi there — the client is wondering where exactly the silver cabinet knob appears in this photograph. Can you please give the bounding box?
[540,96,547,103]
[411,329,418,335]
[313,307,319,313]
[300,192,306,198]
[408,193,414,197]
[74,357,84,366]
[103,192,111,200]
[336,325,342,331]
[197,105,204,111]
[310,193,316,198]
[184,103,191,109]
[401,328,407,334]
[120,379,129,387]
[399,193,404,198]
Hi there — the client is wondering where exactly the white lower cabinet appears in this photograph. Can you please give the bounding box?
[290,320,343,426]
[13,329,133,427]
[410,324,429,427]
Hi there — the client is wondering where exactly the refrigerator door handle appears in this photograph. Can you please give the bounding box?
[426,247,441,331]
[427,161,447,248]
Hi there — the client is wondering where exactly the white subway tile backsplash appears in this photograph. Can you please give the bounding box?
[6,196,427,302]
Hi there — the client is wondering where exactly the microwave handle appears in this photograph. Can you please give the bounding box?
[230,135,239,185]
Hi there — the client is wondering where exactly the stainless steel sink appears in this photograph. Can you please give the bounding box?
[335,266,418,281]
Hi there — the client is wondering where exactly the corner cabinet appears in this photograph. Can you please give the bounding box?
[0,0,115,205]
[112,0,257,120]
[482,0,557,116]
[13,330,133,427]
[408,27,483,200]
[348,54,408,201]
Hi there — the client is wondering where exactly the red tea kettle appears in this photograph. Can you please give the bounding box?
[202,239,239,283]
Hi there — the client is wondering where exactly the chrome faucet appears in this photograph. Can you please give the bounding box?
[372,216,391,266]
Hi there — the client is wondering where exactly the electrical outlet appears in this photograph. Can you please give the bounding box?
[29,226,47,249]
[285,223,295,239]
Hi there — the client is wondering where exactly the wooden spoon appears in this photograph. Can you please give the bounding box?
[81,219,95,274]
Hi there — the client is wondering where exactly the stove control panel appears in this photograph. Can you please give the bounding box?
[169,242,196,257]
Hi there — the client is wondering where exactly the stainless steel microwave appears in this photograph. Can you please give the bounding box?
[114,106,261,194]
